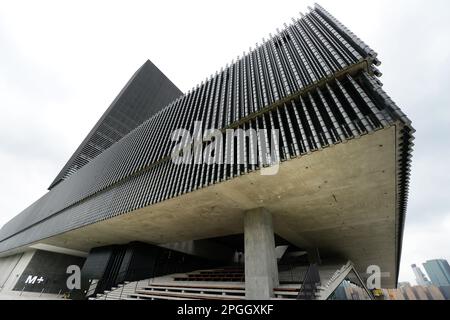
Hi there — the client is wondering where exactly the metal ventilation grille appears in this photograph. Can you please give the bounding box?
[0,4,414,254]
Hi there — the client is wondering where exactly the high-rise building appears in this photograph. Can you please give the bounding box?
[0,4,414,300]
[423,259,450,287]
[412,264,432,286]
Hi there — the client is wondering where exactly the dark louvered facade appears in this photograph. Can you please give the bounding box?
[0,4,414,293]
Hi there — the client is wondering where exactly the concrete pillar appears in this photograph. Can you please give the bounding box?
[244,208,279,300]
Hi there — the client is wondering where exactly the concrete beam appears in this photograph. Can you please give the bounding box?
[244,208,279,300]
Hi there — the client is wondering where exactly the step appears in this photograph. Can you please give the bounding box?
[143,285,245,295]
[129,293,197,301]
[145,284,299,297]
[135,289,244,300]
[152,282,245,290]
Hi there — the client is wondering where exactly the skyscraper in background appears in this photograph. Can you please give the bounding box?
[411,264,431,286]
[423,259,450,287]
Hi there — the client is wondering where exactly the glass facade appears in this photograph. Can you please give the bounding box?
[423,259,450,287]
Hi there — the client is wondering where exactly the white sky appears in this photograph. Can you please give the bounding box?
[1,0,449,285]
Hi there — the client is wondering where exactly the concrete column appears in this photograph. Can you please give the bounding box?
[244,208,279,300]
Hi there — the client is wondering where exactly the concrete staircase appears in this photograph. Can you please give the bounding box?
[92,279,150,300]
[92,267,301,300]
[92,262,369,300]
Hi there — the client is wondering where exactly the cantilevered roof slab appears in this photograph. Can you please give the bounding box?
[12,124,403,287]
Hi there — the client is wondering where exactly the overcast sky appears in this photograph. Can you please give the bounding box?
[1,0,449,285]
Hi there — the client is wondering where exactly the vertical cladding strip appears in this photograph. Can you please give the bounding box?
[313,5,377,58]
[346,74,389,128]
[316,87,345,142]
[266,38,285,99]
[223,76,231,181]
[267,110,283,162]
[193,78,214,190]
[147,104,176,165]
[226,63,235,128]
[168,90,196,197]
[262,41,280,102]
[262,113,272,165]
[184,82,206,194]
[258,42,272,105]
[119,114,151,179]
[157,150,175,203]
[175,88,199,196]
[121,144,140,212]
[300,95,321,150]
[248,119,257,172]
[308,11,361,64]
[149,162,164,205]
[335,78,372,133]
[303,15,347,70]
[299,16,339,74]
[129,163,144,212]
[216,68,229,183]
[160,98,185,167]
[137,165,153,208]
[248,50,259,114]
[283,25,307,86]
[228,64,236,179]
[144,163,162,207]
[251,50,263,112]
[269,35,292,96]
[178,85,202,196]
[242,53,256,172]
[110,110,153,186]
[223,127,231,181]
[287,20,317,84]
[275,29,300,93]
[242,54,250,118]
[189,81,210,192]
[255,117,264,167]
[198,75,217,189]
[241,123,248,175]
[205,72,222,187]
[154,100,180,165]
[129,107,170,176]
[101,114,143,189]
[294,18,332,78]
[275,107,290,159]
[289,101,309,154]
[325,83,359,138]
[235,57,242,123]
[234,60,243,177]
[308,92,333,146]
[281,103,300,157]
[279,27,304,90]
[218,67,228,130]
[290,18,324,81]
[256,45,270,108]
[164,94,192,200]
[136,106,169,172]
